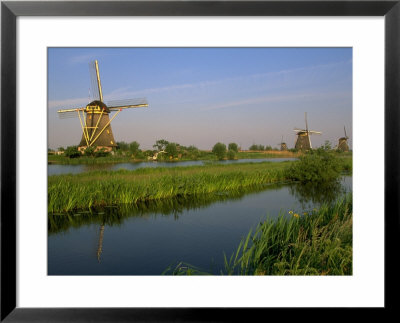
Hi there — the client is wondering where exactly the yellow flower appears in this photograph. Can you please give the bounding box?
[289,210,294,214]
[303,212,308,216]
[293,213,299,218]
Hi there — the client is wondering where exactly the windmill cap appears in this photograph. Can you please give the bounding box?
[87,100,109,112]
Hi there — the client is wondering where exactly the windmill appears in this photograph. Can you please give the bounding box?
[278,135,288,151]
[294,112,321,150]
[57,60,148,152]
[337,126,350,152]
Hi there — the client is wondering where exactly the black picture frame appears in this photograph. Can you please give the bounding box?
[1,1,399,321]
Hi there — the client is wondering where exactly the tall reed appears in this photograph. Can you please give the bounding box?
[48,162,289,212]
[166,194,352,276]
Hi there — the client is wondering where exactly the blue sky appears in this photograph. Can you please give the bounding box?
[48,47,352,150]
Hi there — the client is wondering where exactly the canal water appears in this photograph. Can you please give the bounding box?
[48,158,295,176]
[48,176,352,275]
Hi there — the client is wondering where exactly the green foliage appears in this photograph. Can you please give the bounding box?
[57,147,65,152]
[94,148,110,157]
[168,194,352,276]
[249,144,264,151]
[228,143,238,153]
[83,146,96,156]
[116,141,129,151]
[186,145,200,160]
[129,141,140,155]
[48,161,288,212]
[212,142,227,160]
[223,194,352,275]
[165,143,178,158]
[153,139,169,151]
[134,150,145,160]
[227,149,236,160]
[322,140,332,151]
[264,145,273,151]
[64,146,81,158]
[286,148,344,182]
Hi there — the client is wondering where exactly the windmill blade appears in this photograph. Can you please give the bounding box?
[89,60,103,102]
[305,112,308,132]
[344,126,348,138]
[107,98,149,110]
[58,111,79,119]
[57,107,85,119]
[308,131,322,135]
[293,129,305,132]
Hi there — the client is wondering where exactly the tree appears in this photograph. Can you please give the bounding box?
[321,140,332,151]
[187,145,200,160]
[227,149,236,160]
[153,139,169,151]
[165,143,178,158]
[57,147,65,152]
[129,141,140,155]
[116,141,129,151]
[249,144,264,151]
[265,145,273,151]
[212,142,227,160]
[228,143,238,153]
[64,146,80,158]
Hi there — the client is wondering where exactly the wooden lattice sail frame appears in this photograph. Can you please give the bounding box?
[57,60,148,152]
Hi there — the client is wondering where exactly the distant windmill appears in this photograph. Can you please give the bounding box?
[278,135,288,151]
[57,60,148,152]
[336,126,350,152]
[294,112,322,150]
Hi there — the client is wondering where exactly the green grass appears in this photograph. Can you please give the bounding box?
[48,150,300,164]
[48,162,290,212]
[166,193,352,276]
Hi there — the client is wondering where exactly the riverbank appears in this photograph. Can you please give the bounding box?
[48,150,301,165]
[48,161,290,212]
[48,155,352,213]
[166,193,353,276]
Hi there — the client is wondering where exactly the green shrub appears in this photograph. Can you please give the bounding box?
[285,148,343,182]
[64,146,80,158]
[227,149,236,160]
[94,148,110,157]
[212,142,227,160]
[228,143,238,153]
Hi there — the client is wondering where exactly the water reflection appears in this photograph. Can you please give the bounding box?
[48,158,296,176]
[48,177,352,275]
[48,183,287,235]
[288,177,350,209]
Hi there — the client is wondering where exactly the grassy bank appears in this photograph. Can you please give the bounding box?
[48,162,290,213]
[166,193,352,275]
[48,150,300,165]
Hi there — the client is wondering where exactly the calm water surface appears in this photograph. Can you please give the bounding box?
[48,158,295,175]
[48,176,352,275]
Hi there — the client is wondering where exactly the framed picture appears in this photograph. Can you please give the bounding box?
[1,0,399,321]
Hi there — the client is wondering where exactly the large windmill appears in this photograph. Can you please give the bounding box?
[57,60,148,152]
[294,112,321,150]
[336,126,350,152]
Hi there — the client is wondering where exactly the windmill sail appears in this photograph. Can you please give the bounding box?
[57,59,148,151]
[89,60,103,102]
[294,112,321,150]
[106,98,148,110]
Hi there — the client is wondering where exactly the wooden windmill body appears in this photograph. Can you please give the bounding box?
[294,112,321,150]
[278,136,288,151]
[58,60,148,152]
[337,126,350,152]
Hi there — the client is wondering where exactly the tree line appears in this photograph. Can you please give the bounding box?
[50,139,297,160]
